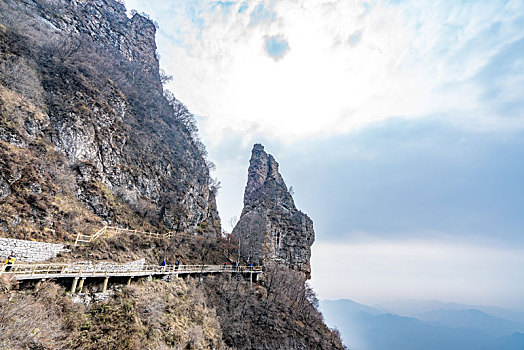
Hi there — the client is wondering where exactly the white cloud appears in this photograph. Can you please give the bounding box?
[125,0,524,144]
[122,1,524,310]
[310,238,524,308]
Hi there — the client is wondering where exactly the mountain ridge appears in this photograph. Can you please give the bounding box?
[321,298,524,350]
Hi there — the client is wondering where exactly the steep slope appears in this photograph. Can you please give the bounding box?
[223,144,344,348]
[232,144,314,278]
[0,278,227,349]
[0,0,220,242]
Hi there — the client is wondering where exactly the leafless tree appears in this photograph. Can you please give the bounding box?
[0,56,44,105]
[0,279,83,349]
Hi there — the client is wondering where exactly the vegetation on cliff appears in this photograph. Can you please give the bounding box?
[0,0,220,242]
[0,0,345,348]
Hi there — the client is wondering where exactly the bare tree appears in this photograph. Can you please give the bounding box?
[0,56,44,105]
[0,280,82,349]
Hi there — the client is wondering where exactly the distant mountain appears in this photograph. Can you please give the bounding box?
[320,299,524,350]
[498,333,524,350]
[322,299,383,317]
[416,309,524,336]
[378,299,524,324]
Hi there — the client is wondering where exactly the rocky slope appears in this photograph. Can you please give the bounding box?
[233,144,315,278]
[0,0,220,242]
[0,1,345,349]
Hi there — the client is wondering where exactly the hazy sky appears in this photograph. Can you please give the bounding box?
[124,0,524,309]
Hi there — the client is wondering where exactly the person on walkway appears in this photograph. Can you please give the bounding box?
[4,251,16,272]
[160,258,166,271]
[175,258,180,270]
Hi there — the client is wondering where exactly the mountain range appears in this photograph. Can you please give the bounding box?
[320,299,524,350]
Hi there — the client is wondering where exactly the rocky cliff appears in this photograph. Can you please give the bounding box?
[0,0,220,241]
[233,144,315,278]
[0,2,345,349]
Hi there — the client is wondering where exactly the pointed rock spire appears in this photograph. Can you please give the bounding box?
[233,144,315,278]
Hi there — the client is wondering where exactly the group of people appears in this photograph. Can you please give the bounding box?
[160,259,257,271]
[230,261,257,271]
[3,251,16,272]
[159,257,180,270]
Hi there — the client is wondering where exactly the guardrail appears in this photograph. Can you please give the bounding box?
[1,263,262,280]
[75,226,195,246]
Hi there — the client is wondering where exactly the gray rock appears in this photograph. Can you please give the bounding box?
[0,0,221,236]
[233,144,315,279]
[0,177,11,200]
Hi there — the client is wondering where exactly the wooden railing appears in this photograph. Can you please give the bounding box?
[104,226,173,239]
[75,226,185,246]
[1,262,262,280]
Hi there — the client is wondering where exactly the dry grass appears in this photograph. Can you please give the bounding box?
[56,231,237,268]
[0,278,85,349]
[77,279,227,350]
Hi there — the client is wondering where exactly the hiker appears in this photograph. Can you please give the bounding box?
[175,258,180,270]
[4,251,16,272]
[160,258,166,271]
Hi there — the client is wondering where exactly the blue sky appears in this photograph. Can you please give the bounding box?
[124,0,524,309]
[264,35,289,60]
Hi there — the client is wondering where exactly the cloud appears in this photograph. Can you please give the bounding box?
[281,118,524,242]
[310,238,524,308]
[264,34,290,60]
[202,116,524,244]
[249,2,276,25]
[347,30,362,46]
[121,0,524,309]
[124,0,524,143]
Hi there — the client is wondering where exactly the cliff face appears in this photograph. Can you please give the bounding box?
[0,0,220,240]
[0,2,345,349]
[233,144,315,278]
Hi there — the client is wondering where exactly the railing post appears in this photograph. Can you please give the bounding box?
[77,277,86,293]
[101,276,109,293]
[70,277,79,294]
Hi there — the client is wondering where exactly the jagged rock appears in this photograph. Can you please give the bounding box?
[0,0,221,238]
[0,176,11,200]
[233,144,315,278]
[0,3,345,348]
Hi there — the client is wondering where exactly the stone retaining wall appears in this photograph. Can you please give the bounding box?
[0,237,69,262]
[71,259,146,272]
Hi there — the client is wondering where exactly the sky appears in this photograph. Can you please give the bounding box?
[123,0,524,310]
